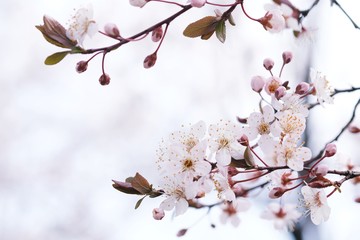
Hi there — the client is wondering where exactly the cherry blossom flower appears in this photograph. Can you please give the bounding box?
[66,5,98,46]
[301,186,331,225]
[261,202,301,231]
[169,120,206,152]
[167,141,211,180]
[274,138,312,171]
[260,6,286,33]
[269,169,298,189]
[276,110,306,139]
[159,176,197,216]
[310,68,334,106]
[243,105,280,142]
[272,93,309,117]
[212,167,236,202]
[208,120,244,166]
[220,198,251,227]
[264,76,282,95]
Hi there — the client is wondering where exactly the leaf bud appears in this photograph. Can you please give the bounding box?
[76,61,88,73]
[143,52,157,69]
[99,73,111,85]
[263,58,274,71]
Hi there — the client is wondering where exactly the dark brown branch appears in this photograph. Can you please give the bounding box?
[331,0,360,30]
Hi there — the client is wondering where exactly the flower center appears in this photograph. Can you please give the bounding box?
[219,138,229,149]
[314,192,323,207]
[275,208,287,218]
[185,138,197,152]
[182,158,194,172]
[257,122,270,135]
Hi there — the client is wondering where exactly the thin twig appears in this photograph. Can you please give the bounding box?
[331,0,360,30]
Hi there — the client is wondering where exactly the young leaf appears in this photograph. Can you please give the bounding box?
[112,180,142,195]
[228,14,236,26]
[131,172,152,194]
[183,16,218,39]
[244,147,255,167]
[215,20,226,43]
[44,51,70,65]
[135,196,147,209]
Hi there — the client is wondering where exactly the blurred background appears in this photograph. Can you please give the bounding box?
[1,0,359,239]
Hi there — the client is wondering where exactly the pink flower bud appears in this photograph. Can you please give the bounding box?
[104,23,120,38]
[177,228,188,237]
[238,134,249,146]
[99,73,110,85]
[251,76,265,93]
[76,61,88,73]
[325,143,337,157]
[191,0,206,8]
[263,58,274,71]
[307,176,333,188]
[143,52,157,69]
[355,197,360,203]
[237,116,247,124]
[349,125,360,133]
[269,187,285,199]
[282,51,293,64]
[152,208,165,220]
[309,164,329,177]
[151,26,163,42]
[295,82,310,95]
[129,0,148,8]
[275,86,286,100]
[264,76,282,95]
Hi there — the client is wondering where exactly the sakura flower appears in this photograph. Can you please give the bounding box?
[310,68,334,106]
[66,5,98,45]
[243,105,280,142]
[274,138,312,171]
[212,167,236,202]
[167,141,211,180]
[269,169,298,189]
[272,93,309,117]
[129,0,148,8]
[159,176,197,216]
[169,120,206,152]
[208,120,244,166]
[264,76,282,95]
[261,203,301,231]
[276,110,306,139]
[259,7,286,33]
[220,198,251,227]
[301,186,331,225]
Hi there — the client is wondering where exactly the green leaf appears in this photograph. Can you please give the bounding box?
[244,147,255,168]
[44,51,69,65]
[183,16,218,39]
[228,14,236,26]
[135,196,147,209]
[131,172,152,195]
[215,20,226,43]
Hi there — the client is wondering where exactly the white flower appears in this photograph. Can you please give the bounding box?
[168,141,211,179]
[276,110,306,139]
[208,120,244,166]
[244,105,280,142]
[274,138,312,171]
[272,93,309,117]
[310,68,334,106]
[169,120,206,152]
[261,6,286,33]
[212,167,236,202]
[301,186,331,225]
[261,203,301,231]
[66,5,98,45]
[269,169,298,188]
[220,198,251,227]
[129,0,148,8]
[159,176,197,216]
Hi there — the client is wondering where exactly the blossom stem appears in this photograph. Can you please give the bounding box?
[284,181,304,193]
[249,145,269,167]
[240,2,259,22]
[205,1,237,7]
[155,23,169,53]
[232,170,269,184]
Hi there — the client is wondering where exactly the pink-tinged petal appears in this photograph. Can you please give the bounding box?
[216,148,231,165]
[295,147,312,161]
[160,196,176,211]
[190,120,207,139]
[248,112,263,128]
[287,158,303,171]
[196,160,212,176]
[175,198,189,216]
[262,105,275,123]
[243,126,259,141]
[230,216,241,227]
